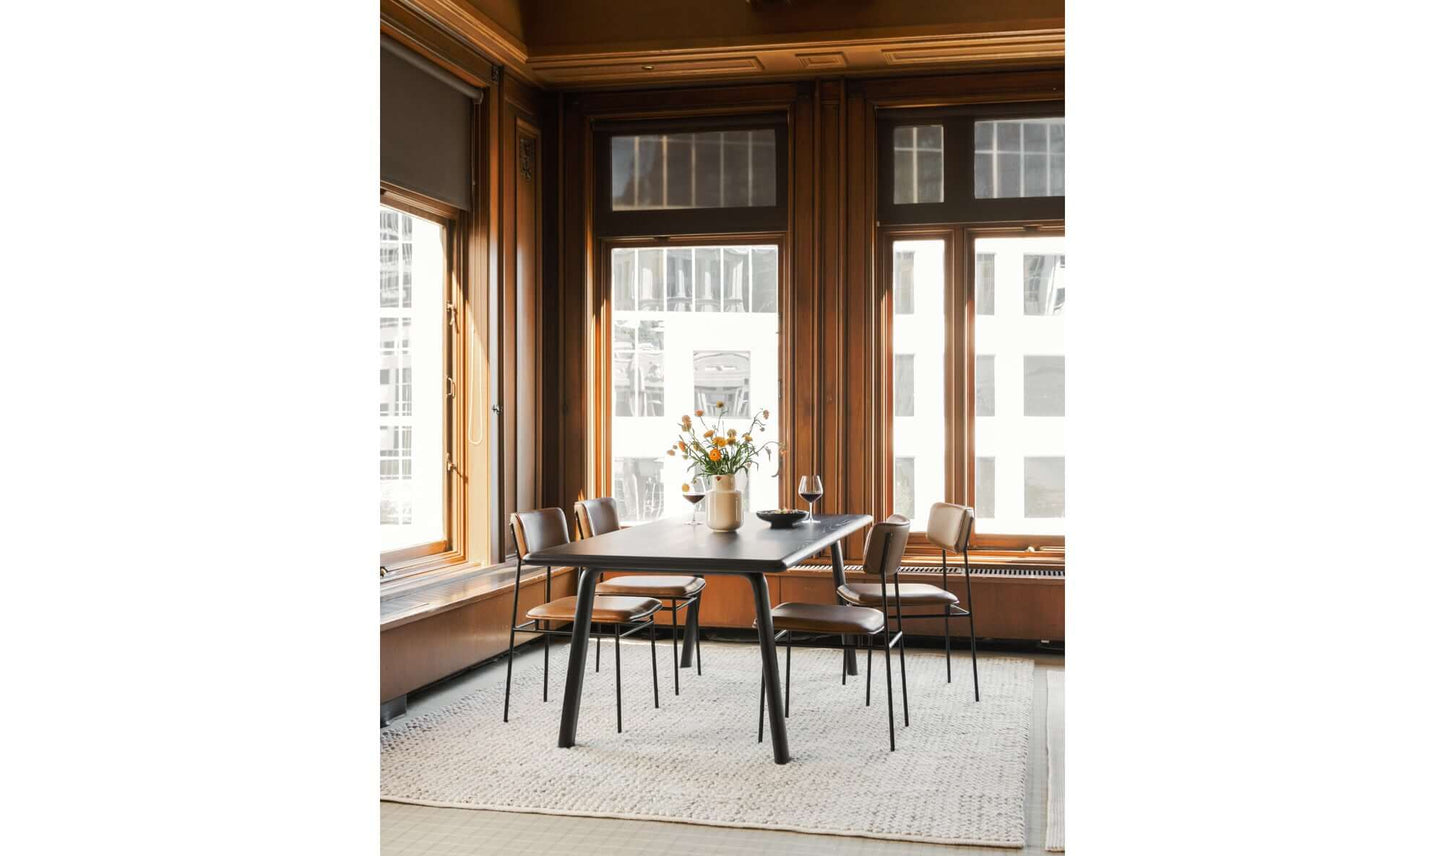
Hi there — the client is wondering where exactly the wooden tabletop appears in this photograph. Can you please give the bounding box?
[526,513,873,574]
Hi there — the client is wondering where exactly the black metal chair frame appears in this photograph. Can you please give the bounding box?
[592,585,703,698]
[877,521,980,702]
[756,529,909,751]
[502,551,661,734]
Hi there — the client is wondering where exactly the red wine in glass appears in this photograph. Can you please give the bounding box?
[683,478,706,525]
[798,475,823,523]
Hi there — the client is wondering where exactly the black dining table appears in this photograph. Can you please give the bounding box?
[525,512,873,764]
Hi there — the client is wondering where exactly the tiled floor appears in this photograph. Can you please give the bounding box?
[382,642,1064,855]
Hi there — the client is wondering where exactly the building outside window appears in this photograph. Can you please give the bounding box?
[379,205,446,553]
[973,235,1065,535]
[891,238,946,529]
[610,245,780,524]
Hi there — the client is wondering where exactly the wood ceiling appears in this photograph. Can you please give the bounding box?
[390,0,1064,89]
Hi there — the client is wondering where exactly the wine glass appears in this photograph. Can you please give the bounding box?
[682,477,707,525]
[798,475,823,523]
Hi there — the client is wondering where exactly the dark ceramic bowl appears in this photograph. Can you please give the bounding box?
[756,509,807,529]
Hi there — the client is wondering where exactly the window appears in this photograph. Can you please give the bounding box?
[878,106,1063,226]
[894,457,916,522]
[1025,457,1065,518]
[379,203,449,558]
[609,244,780,524]
[1024,355,1065,416]
[976,253,995,315]
[611,130,776,211]
[976,355,995,418]
[975,457,996,520]
[1023,254,1065,316]
[975,118,1064,199]
[598,120,787,237]
[890,238,946,529]
[974,235,1065,536]
[893,125,944,204]
[894,354,915,417]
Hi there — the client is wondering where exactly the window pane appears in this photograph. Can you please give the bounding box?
[891,239,945,529]
[975,118,1064,199]
[610,245,780,524]
[612,249,637,311]
[1024,457,1065,518]
[894,354,915,417]
[974,235,1065,536]
[380,205,446,553]
[976,355,995,418]
[611,129,778,211]
[893,125,944,205]
[1024,355,1065,416]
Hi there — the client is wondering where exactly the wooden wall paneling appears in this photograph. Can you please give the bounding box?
[841,82,879,555]
[381,566,577,702]
[557,97,593,510]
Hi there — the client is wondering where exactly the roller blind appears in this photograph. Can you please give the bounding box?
[380,42,475,210]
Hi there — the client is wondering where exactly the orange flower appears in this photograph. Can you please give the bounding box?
[681,483,693,492]
[762,409,770,419]
[713,436,727,447]
[703,429,715,439]
[667,449,676,456]
[727,428,737,437]
[715,401,726,409]
[694,409,704,417]
[708,449,722,461]
[742,433,752,442]
[726,437,736,446]
[678,441,687,451]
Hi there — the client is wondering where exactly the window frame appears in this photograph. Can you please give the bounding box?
[379,183,470,576]
[595,232,790,521]
[593,115,790,238]
[877,102,1065,227]
[880,222,1066,555]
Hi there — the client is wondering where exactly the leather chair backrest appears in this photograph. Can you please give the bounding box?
[861,516,912,579]
[574,497,622,539]
[510,508,570,559]
[925,502,974,553]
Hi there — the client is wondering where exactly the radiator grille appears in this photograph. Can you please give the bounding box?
[794,562,1064,579]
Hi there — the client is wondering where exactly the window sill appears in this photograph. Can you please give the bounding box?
[380,560,575,632]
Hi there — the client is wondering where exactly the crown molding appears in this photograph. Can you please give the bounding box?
[389,2,1063,90]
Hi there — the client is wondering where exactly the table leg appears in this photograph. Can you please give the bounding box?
[830,541,859,676]
[749,574,790,764]
[558,566,599,749]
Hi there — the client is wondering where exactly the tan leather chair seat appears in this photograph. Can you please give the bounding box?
[759,602,885,634]
[837,582,959,607]
[527,595,661,623]
[596,575,704,598]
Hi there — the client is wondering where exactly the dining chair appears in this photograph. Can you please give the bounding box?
[505,508,662,733]
[575,497,706,696]
[756,517,912,751]
[838,502,980,702]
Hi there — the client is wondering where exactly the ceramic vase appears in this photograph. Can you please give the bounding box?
[706,473,743,531]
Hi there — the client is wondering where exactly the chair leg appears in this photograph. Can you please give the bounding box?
[542,621,550,702]
[882,628,896,751]
[614,625,623,733]
[692,594,702,676]
[895,604,911,728]
[757,673,765,743]
[865,631,873,706]
[944,610,952,683]
[596,627,602,672]
[650,619,660,709]
[502,623,518,722]
[784,631,791,718]
[671,608,680,696]
[966,572,980,702]
[841,634,848,686]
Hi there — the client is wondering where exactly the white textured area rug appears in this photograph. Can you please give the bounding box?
[381,641,1034,848]
[1045,669,1065,851]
